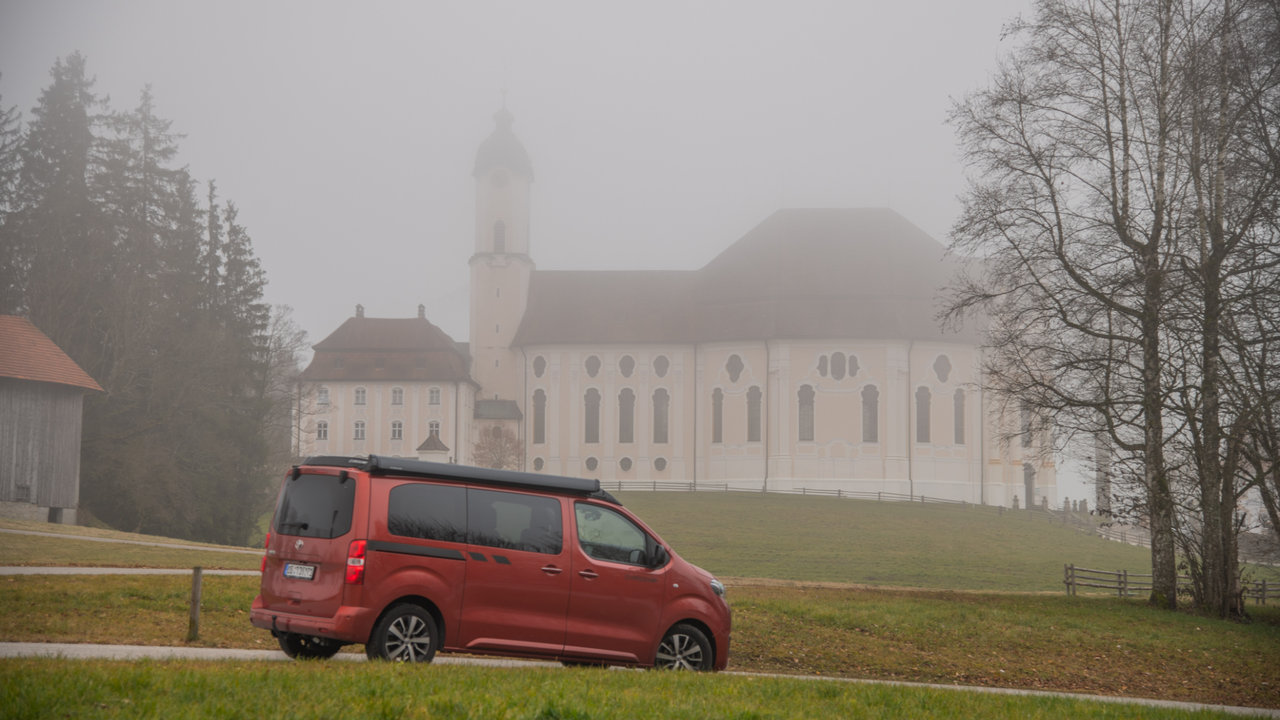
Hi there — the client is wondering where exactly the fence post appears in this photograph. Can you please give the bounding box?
[837,488,842,499]
[1120,569,1128,598]
[187,566,203,641]
[1262,579,1268,606]
[878,492,882,502]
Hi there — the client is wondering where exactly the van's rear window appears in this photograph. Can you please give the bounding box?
[275,473,355,538]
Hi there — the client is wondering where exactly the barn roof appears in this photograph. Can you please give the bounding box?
[0,316,103,392]
[512,208,980,346]
[302,316,473,383]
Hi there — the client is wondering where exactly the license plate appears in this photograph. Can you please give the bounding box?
[283,563,316,580]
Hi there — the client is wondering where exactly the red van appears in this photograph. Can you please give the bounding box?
[250,455,730,670]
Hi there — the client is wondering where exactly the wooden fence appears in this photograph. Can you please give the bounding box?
[1063,564,1273,604]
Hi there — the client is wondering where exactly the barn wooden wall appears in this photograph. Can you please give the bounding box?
[0,378,84,509]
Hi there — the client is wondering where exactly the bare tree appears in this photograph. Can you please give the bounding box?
[473,425,522,471]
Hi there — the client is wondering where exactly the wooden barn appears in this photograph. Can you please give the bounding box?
[0,316,102,524]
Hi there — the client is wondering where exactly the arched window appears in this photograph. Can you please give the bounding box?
[533,457,544,471]
[934,355,952,383]
[797,385,815,442]
[619,355,635,378]
[747,386,762,443]
[429,420,440,438]
[653,355,669,378]
[847,354,860,377]
[618,388,635,443]
[654,457,667,471]
[391,388,404,405]
[533,389,546,444]
[354,421,366,440]
[316,421,329,441]
[620,457,632,471]
[915,387,931,443]
[584,388,601,443]
[533,356,547,378]
[726,355,744,383]
[354,388,367,405]
[817,356,828,377]
[391,421,403,440]
[831,352,846,381]
[861,385,879,442]
[429,387,441,405]
[653,389,669,444]
[493,220,506,253]
[711,389,721,440]
[954,389,966,444]
[585,355,601,378]
[585,457,599,471]
[317,387,330,405]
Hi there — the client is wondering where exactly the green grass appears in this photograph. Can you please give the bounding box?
[0,532,261,570]
[0,659,1254,719]
[4,575,1277,709]
[617,492,1205,591]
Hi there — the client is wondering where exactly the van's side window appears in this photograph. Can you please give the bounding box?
[467,488,562,555]
[387,483,467,543]
[575,503,650,566]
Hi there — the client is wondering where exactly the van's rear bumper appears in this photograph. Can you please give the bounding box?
[250,595,373,644]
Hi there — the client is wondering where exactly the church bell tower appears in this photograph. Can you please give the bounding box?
[469,102,534,407]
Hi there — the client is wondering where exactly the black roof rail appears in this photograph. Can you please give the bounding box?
[299,454,620,505]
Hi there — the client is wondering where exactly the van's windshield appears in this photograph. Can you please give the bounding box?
[275,473,356,539]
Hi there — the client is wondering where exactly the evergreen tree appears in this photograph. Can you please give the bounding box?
[0,81,24,312]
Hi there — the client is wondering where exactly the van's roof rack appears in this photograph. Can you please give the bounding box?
[300,455,621,505]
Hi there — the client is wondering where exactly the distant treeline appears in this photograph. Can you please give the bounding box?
[0,53,304,546]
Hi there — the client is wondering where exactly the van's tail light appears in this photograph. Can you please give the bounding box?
[345,540,367,585]
[260,531,271,574]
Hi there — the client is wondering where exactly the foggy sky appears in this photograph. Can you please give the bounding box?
[2,1,1095,498]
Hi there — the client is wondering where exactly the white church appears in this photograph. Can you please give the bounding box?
[296,105,1056,508]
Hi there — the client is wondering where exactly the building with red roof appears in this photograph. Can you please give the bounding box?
[0,316,102,524]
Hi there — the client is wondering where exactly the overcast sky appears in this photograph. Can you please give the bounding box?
[0,0,1095,497]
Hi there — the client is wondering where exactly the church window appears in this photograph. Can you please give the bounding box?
[533,457,544,471]
[654,457,667,472]
[429,420,440,437]
[494,220,506,253]
[533,356,547,378]
[620,457,632,472]
[391,421,404,440]
[954,389,966,444]
[533,389,546,444]
[711,389,724,444]
[316,421,328,441]
[726,355,744,383]
[317,388,330,405]
[862,385,879,442]
[619,388,635,443]
[653,355,669,378]
[619,355,635,378]
[934,355,952,383]
[354,388,367,405]
[797,385,815,442]
[916,387,931,443]
[392,388,403,405]
[354,421,366,440]
[429,388,441,405]
[831,352,847,381]
[848,354,860,377]
[653,389,670,444]
[585,457,599,472]
[375,357,386,369]
[585,355,601,378]
[817,355,828,377]
[584,388,601,443]
[747,386,762,443]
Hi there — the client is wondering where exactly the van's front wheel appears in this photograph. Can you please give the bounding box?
[366,604,438,663]
[278,633,342,660]
[654,623,712,671]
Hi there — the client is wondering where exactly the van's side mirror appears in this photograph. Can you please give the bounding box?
[629,549,647,565]
[648,546,669,568]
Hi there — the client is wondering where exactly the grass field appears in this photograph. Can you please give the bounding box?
[4,574,1277,709]
[0,659,1257,720]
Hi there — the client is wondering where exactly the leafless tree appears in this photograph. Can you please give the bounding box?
[473,425,522,471]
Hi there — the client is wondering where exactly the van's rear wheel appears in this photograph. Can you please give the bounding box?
[278,633,342,660]
[366,604,437,663]
[654,623,712,671]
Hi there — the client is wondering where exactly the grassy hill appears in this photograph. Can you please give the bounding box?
[616,491,1162,592]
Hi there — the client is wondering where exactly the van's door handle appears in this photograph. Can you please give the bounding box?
[540,566,563,575]
[578,570,599,579]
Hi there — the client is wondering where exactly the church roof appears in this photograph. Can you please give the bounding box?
[511,208,980,347]
[303,316,473,383]
[475,399,523,420]
[416,434,451,453]
[0,315,103,392]
[473,105,534,181]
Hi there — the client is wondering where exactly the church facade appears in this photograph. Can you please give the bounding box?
[297,107,1055,508]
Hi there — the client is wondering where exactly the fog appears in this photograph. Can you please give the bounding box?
[2,0,1097,502]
